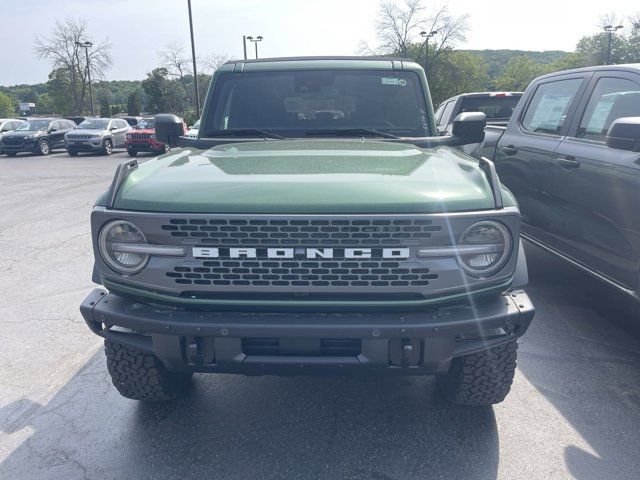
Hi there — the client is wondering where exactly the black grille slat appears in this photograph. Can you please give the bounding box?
[165,259,437,288]
[162,218,441,246]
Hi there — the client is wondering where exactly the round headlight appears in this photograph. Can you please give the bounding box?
[457,221,512,277]
[98,220,148,274]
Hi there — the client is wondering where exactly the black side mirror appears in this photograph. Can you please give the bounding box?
[155,114,184,147]
[49,128,57,133]
[606,117,640,152]
[110,126,118,131]
[451,112,486,144]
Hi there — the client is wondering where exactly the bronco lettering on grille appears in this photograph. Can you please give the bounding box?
[192,247,410,259]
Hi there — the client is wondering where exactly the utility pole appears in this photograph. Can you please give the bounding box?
[419,30,438,73]
[76,41,95,116]
[243,35,247,59]
[603,24,623,65]
[246,35,263,59]
[187,0,201,118]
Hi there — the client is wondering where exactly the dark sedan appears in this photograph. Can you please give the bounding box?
[1,118,76,156]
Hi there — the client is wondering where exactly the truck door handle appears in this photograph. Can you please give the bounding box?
[555,156,580,170]
[500,145,518,155]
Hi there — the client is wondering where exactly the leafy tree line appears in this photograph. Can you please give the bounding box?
[363,1,640,105]
[0,17,226,122]
[2,9,640,118]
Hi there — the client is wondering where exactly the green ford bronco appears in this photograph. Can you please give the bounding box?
[80,57,534,405]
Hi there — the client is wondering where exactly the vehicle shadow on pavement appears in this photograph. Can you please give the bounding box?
[0,351,500,480]
[517,242,640,480]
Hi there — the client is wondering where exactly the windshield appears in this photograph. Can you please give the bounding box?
[136,119,154,129]
[206,70,431,138]
[460,95,521,120]
[16,120,51,131]
[78,119,109,130]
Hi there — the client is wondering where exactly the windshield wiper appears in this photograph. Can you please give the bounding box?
[306,128,400,139]
[206,129,286,140]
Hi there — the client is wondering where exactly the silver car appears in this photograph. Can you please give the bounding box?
[64,118,131,156]
[0,119,26,152]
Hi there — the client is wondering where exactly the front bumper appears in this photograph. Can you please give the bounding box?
[66,139,103,151]
[125,140,165,152]
[1,139,37,153]
[80,288,534,375]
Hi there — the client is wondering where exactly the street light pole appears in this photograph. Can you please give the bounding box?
[603,24,623,65]
[243,35,247,59]
[76,41,94,116]
[419,30,438,73]
[246,35,263,59]
[187,0,201,118]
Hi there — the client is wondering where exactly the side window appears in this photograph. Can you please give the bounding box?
[521,78,583,134]
[438,101,456,126]
[434,103,445,124]
[12,121,23,129]
[119,120,128,128]
[50,121,60,131]
[576,77,640,141]
[0,121,9,131]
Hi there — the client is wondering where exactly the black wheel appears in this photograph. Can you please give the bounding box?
[158,145,167,154]
[127,149,137,157]
[102,139,113,156]
[5,152,17,157]
[67,150,78,157]
[437,340,518,405]
[38,139,50,155]
[105,340,192,401]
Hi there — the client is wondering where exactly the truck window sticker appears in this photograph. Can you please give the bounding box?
[522,78,583,134]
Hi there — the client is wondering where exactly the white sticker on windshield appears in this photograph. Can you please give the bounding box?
[381,77,400,85]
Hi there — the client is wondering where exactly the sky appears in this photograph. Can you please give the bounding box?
[0,0,637,86]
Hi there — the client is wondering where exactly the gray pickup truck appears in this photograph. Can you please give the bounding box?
[435,92,522,136]
[474,64,640,300]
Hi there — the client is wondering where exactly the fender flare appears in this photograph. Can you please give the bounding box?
[511,239,529,288]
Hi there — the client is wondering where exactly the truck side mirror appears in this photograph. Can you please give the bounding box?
[451,112,486,144]
[155,114,185,147]
[606,117,640,152]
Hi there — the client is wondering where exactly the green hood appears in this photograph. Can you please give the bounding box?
[112,139,505,214]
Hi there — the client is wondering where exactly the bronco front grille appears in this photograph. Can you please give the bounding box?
[165,259,438,288]
[161,218,442,246]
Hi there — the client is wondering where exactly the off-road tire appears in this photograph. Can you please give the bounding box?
[437,340,518,405]
[105,340,192,401]
[102,139,113,156]
[127,149,137,157]
[38,139,50,155]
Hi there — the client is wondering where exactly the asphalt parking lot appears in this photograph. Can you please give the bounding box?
[1,149,639,480]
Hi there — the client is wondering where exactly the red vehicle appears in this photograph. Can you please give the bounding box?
[125,117,186,156]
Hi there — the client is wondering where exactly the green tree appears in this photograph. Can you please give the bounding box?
[46,68,73,115]
[142,67,170,113]
[99,96,111,117]
[429,51,489,105]
[126,90,142,115]
[0,91,14,116]
[494,57,545,91]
